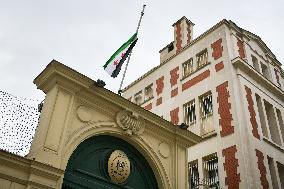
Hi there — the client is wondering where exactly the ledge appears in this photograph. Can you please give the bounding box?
[140,96,154,106]
[263,137,284,153]
[201,130,217,139]
[232,57,284,102]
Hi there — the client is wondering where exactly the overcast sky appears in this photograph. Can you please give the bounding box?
[1,0,283,101]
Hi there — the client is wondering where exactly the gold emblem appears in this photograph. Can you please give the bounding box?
[108,150,131,184]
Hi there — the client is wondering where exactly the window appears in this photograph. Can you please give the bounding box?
[203,153,219,187]
[144,84,153,101]
[199,92,213,119]
[261,62,271,80]
[264,99,282,145]
[251,55,260,72]
[197,49,208,68]
[134,91,142,105]
[183,99,196,125]
[189,161,199,188]
[255,94,268,138]
[182,58,194,78]
[268,156,279,189]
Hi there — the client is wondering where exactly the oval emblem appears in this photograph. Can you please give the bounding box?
[108,150,131,184]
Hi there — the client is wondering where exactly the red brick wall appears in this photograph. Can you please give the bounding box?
[170,107,179,125]
[215,61,224,72]
[156,97,162,106]
[237,39,246,59]
[222,145,241,189]
[175,22,182,53]
[211,38,223,60]
[171,88,178,98]
[187,24,191,45]
[156,76,164,95]
[255,149,269,189]
[216,81,234,137]
[245,86,260,139]
[182,70,210,91]
[170,67,179,87]
[144,103,152,111]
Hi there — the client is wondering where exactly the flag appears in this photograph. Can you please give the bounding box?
[104,33,138,78]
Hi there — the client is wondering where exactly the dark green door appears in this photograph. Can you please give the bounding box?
[62,135,159,189]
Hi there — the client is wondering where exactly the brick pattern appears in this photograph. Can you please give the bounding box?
[237,39,246,59]
[222,145,241,189]
[171,88,178,98]
[255,149,269,189]
[274,68,281,87]
[144,103,152,111]
[187,24,191,45]
[156,97,162,106]
[176,22,182,53]
[182,70,210,91]
[215,61,224,72]
[245,86,260,139]
[170,107,179,125]
[170,67,179,87]
[216,81,234,137]
[211,38,223,60]
[156,76,164,95]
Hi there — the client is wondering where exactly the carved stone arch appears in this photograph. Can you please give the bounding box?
[61,121,170,189]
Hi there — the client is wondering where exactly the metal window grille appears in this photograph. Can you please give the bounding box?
[197,50,208,68]
[183,100,196,125]
[203,154,219,187]
[189,161,199,188]
[134,91,142,105]
[144,84,153,101]
[183,59,194,77]
[200,92,213,118]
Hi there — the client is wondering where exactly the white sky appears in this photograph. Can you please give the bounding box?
[0,0,283,101]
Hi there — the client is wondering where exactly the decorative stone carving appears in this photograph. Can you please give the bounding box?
[77,105,92,122]
[116,110,145,135]
[158,142,170,159]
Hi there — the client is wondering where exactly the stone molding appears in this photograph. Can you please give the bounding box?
[116,110,145,136]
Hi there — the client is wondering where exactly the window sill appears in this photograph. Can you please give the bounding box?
[180,62,211,82]
[140,96,154,106]
[201,130,217,139]
[263,137,284,153]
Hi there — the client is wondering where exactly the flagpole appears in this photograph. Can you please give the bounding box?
[118,4,146,95]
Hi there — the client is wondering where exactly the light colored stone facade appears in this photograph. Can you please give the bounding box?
[123,17,284,188]
[0,61,201,188]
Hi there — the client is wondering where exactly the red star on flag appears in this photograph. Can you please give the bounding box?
[121,52,125,58]
[113,60,119,65]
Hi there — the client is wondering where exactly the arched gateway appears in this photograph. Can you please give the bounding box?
[62,135,158,189]
[24,60,201,189]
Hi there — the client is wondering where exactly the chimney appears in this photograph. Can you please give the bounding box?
[172,16,194,53]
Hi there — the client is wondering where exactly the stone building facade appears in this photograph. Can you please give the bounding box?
[0,61,201,188]
[123,17,284,188]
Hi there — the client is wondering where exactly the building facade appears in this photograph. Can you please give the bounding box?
[123,17,284,188]
[0,61,202,188]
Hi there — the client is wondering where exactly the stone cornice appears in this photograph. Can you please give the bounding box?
[0,150,64,188]
[232,57,284,103]
[34,59,94,93]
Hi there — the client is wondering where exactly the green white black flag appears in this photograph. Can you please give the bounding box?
[104,33,138,78]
